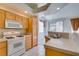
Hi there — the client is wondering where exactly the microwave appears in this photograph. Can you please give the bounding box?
[5,20,23,28]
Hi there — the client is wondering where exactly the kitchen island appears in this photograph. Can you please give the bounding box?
[44,37,79,56]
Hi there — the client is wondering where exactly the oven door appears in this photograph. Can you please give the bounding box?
[8,39,25,56]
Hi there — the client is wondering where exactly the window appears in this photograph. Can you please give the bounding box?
[49,21,64,32]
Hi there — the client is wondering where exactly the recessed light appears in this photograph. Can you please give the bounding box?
[25,11,28,13]
[57,7,60,10]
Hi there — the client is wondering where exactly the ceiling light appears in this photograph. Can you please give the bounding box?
[25,11,28,13]
[57,7,60,10]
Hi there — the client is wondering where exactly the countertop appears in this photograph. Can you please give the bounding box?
[45,38,79,55]
[0,38,7,43]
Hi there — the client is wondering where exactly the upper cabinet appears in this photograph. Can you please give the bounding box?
[28,17,33,33]
[22,17,28,29]
[0,9,5,28]
[16,15,22,24]
[71,18,79,31]
[5,11,16,20]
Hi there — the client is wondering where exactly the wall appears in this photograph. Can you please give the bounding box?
[46,3,79,19]
[47,3,79,33]
[38,21,44,33]
[48,18,72,33]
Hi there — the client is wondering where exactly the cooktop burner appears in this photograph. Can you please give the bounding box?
[5,37,15,39]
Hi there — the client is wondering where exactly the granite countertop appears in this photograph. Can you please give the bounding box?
[0,38,7,43]
[45,38,79,55]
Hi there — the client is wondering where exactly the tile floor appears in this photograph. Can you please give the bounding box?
[22,32,45,56]
[22,45,45,56]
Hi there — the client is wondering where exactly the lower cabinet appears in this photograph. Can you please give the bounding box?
[45,47,73,56]
[0,48,7,56]
[0,41,7,56]
[24,34,32,50]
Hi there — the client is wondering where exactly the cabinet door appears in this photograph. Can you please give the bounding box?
[28,18,32,33]
[32,16,38,47]
[71,18,79,31]
[16,15,22,24]
[71,19,75,30]
[0,9,5,28]
[22,17,28,28]
[0,41,7,56]
[6,12,15,20]
[25,35,32,50]
[0,48,7,56]
[75,19,79,30]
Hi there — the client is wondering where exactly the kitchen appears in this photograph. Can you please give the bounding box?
[0,3,79,56]
[0,4,38,56]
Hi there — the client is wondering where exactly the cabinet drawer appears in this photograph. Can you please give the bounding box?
[0,42,6,48]
[0,48,7,56]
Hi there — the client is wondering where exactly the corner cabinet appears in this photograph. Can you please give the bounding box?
[0,9,5,28]
[71,18,79,31]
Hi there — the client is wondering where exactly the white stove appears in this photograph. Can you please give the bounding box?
[3,32,25,56]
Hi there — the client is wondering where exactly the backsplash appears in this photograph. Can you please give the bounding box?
[0,29,27,38]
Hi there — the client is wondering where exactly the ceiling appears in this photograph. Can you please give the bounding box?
[26,3,48,9]
[26,3,50,13]
[26,3,37,9]
[37,3,69,21]
[0,3,33,17]
[46,3,68,15]
[0,3,69,19]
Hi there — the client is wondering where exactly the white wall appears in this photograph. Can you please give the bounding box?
[47,3,79,33]
[46,3,79,19]
[38,21,44,33]
[44,20,48,35]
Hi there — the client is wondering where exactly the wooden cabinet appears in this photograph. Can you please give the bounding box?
[45,36,50,42]
[16,15,23,24]
[22,17,28,29]
[0,41,7,56]
[28,18,33,33]
[24,35,32,50]
[45,47,73,56]
[0,9,5,28]
[5,11,15,20]
[71,18,79,31]
[32,16,38,47]
[28,16,38,47]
